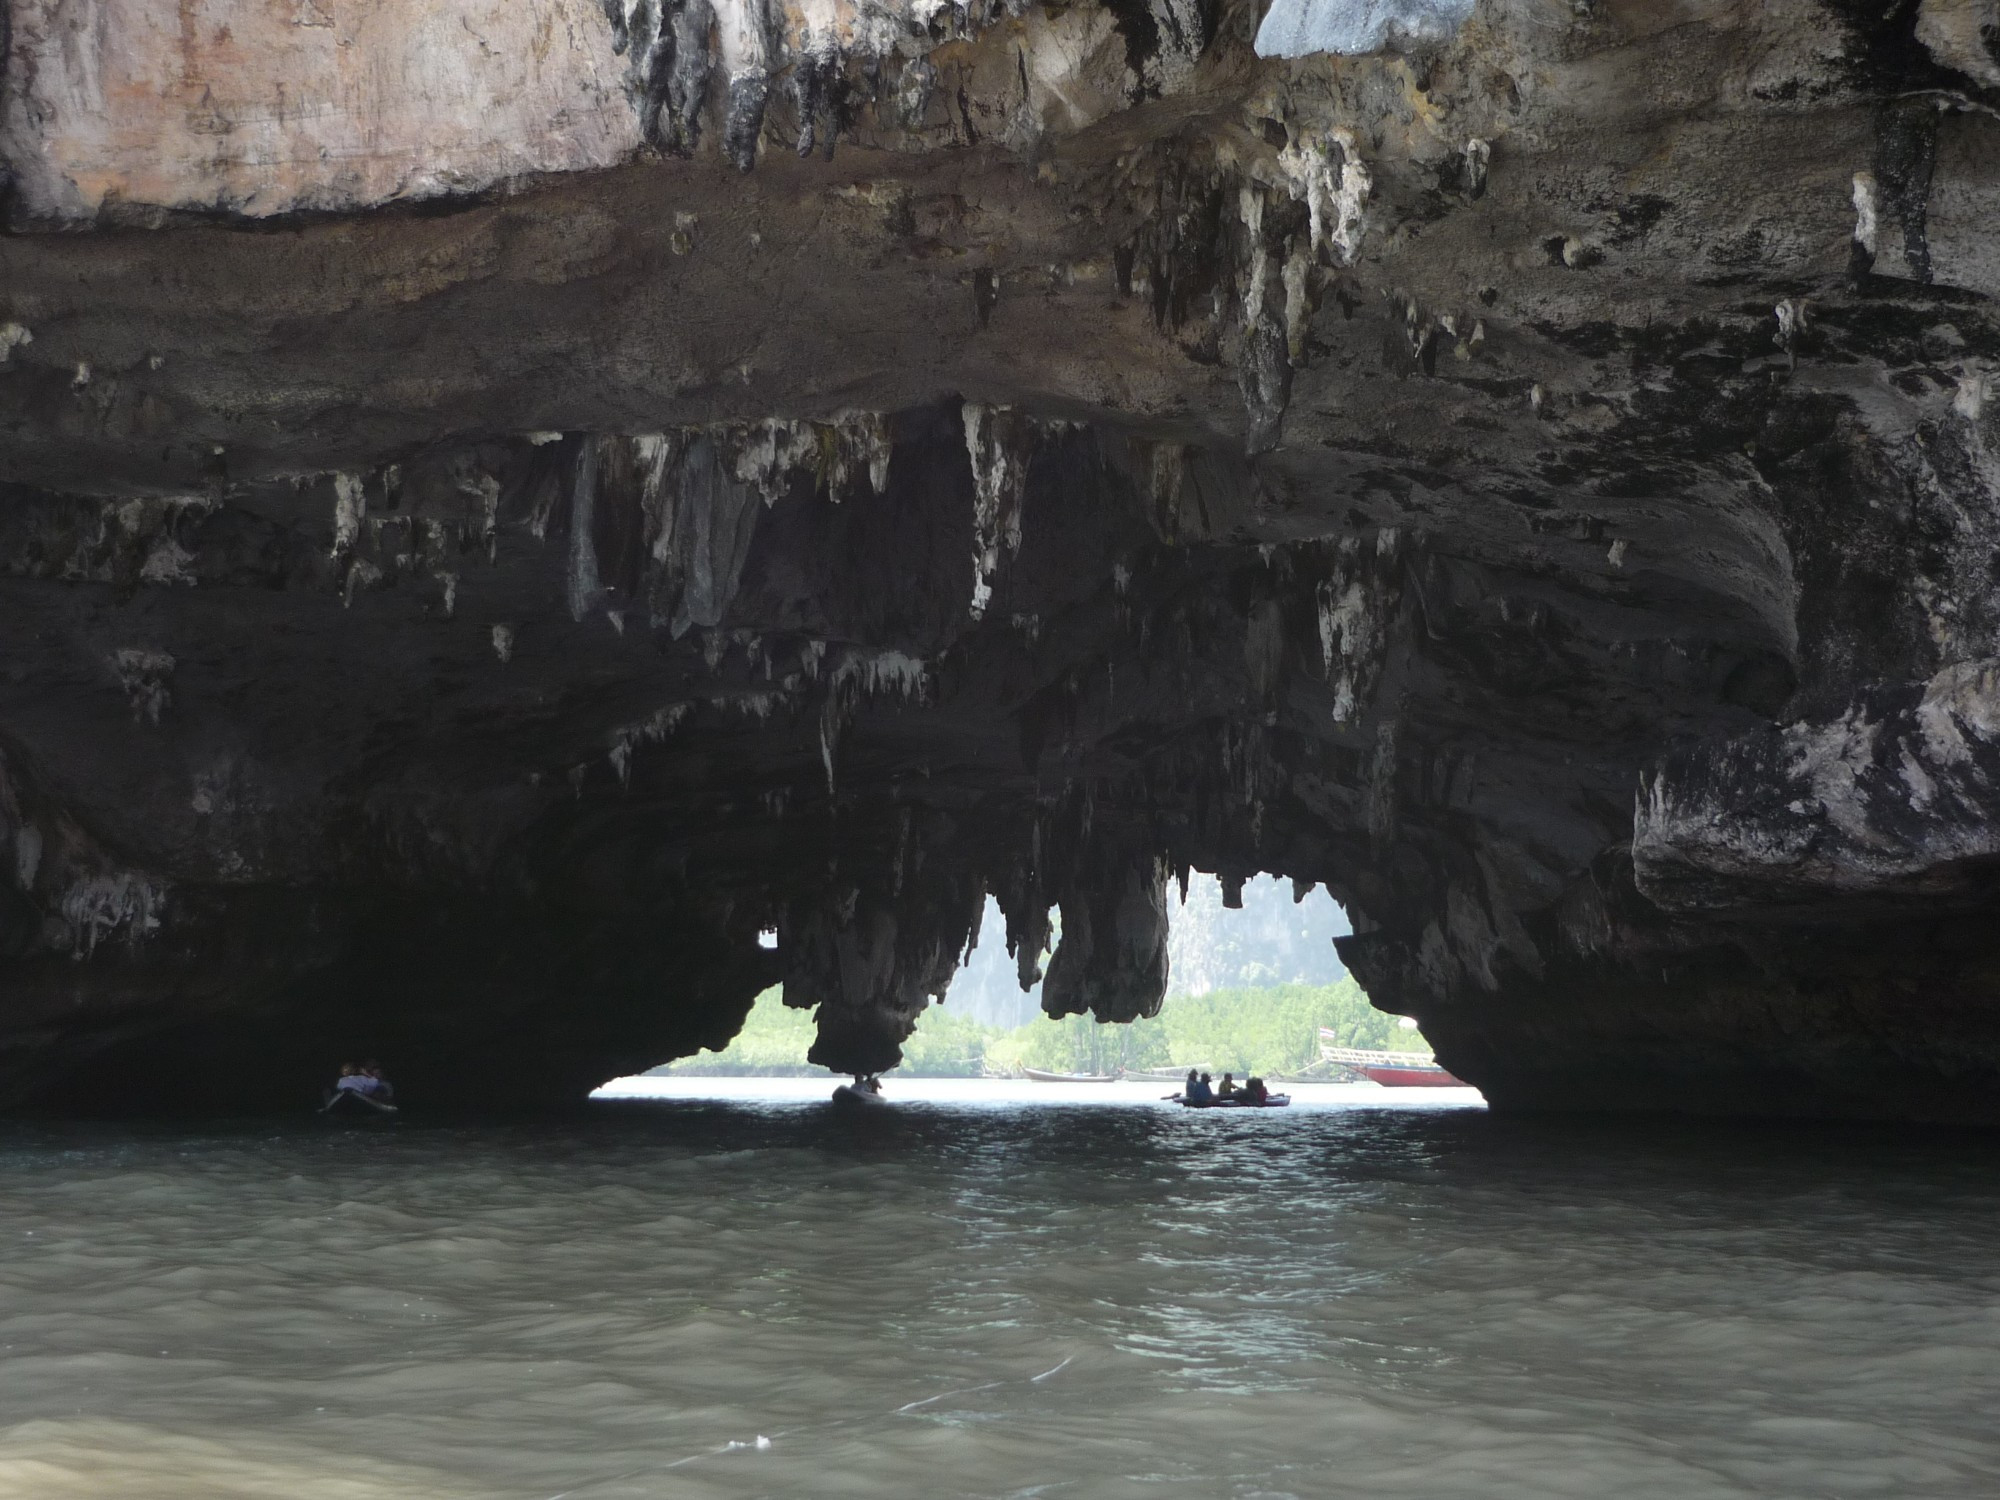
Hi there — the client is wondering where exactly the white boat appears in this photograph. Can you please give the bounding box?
[1021,1066,1119,1083]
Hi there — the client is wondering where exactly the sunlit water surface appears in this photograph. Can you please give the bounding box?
[1,1078,1997,1499]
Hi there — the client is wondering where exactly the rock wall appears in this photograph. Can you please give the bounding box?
[3,0,640,219]
[1,0,1999,1117]
[1,0,1188,220]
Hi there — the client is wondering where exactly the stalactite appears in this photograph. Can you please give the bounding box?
[783,862,983,1076]
[963,404,1033,618]
[718,0,775,172]
[1042,852,1171,1024]
[568,438,607,622]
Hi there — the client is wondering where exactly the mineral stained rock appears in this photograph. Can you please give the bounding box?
[2,0,2000,1118]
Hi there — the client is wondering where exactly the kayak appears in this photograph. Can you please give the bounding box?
[320,1089,399,1120]
[1171,1094,1290,1108]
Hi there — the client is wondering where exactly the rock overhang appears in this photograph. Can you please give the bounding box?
[0,0,1999,1118]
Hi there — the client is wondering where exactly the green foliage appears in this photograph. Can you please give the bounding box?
[894,1007,993,1077]
[1153,977,1404,1077]
[660,976,1421,1078]
[982,1011,1169,1076]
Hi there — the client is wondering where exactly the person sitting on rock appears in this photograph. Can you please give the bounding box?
[1217,1072,1238,1098]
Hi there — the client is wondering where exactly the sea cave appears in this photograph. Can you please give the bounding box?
[3,0,2000,1121]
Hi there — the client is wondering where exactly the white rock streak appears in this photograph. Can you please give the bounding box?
[1915,0,2000,88]
[1254,0,1475,59]
[963,405,1032,619]
[1275,128,1370,266]
[1239,186,1270,324]
[819,648,930,789]
[330,475,366,559]
[61,873,165,957]
[1852,172,1882,256]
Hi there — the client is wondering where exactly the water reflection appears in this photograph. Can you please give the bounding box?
[0,1086,1995,1498]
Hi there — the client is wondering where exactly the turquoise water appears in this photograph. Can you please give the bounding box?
[0,1079,1995,1498]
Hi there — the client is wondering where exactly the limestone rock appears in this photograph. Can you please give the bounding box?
[1916,0,2000,88]
[2,0,641,220]
[2,0,2000,1120]
[1255,0,1475,60]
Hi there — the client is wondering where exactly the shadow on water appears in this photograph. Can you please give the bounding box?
[7,1090,1995,1211]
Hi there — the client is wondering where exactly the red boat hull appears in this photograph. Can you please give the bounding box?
[1361,1064,1466,1088]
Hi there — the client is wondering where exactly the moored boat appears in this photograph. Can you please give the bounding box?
[1021,1066,1119,1083]
[1319,1038,1467,1088]
[1359,1062,1463,1087]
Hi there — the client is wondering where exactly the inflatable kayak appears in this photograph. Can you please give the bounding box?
[1172,1094,1291,1108]
[320,1089,399,1119]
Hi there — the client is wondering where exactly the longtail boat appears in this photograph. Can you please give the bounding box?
[1318,1036,1467,1088]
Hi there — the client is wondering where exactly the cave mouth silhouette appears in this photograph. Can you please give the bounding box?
[940,873,1355,1032]
[641,872,1384,1088]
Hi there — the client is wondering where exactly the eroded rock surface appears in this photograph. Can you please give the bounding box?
[3,0,640,219]
[2,0,2000,1117]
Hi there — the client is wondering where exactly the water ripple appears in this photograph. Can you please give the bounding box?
[0,1086,1996,1497]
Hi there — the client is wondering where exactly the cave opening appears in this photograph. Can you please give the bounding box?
[624,873,1442,1094]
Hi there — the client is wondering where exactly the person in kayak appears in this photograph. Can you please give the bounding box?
[325,1062,393,1113]
[1241,1076,1269,1106]
[1187,1072,1215,1104]
[1217,1073,1239,1098]
[330,1061,393,1103]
